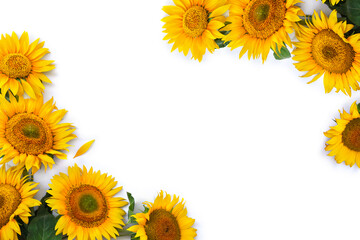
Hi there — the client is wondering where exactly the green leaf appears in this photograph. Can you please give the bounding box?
[273,44,291,60]
[127,192,137,224]
[323,0,360,27]
[357,103,360,114]
[345,0,360,26]
[127,192,135,213]
[27,213,62,240]
[215,38,230,48]
[4,91,10,102]
[33,192,52,217]
[143,206,150,214]
[127,192,135,219]
[220,30,230,35]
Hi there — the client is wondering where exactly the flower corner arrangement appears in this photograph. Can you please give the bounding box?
[0,31,197,240]
[162,0,360,96]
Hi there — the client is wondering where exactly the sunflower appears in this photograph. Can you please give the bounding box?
[0,165,40,240]
[46,164,127,240]
[293,10,360,96]
[0,94,76,174]
[322,0,343,6]
[162,0,230,61]
[128,191,197,240]
[0,32,54,99]
[324,102,360,167]
[222,0,303,62]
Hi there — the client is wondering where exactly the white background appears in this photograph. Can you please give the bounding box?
[1,0,360,239]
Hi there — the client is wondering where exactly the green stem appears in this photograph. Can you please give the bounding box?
[29,169,34,182]
[117,229,134,237]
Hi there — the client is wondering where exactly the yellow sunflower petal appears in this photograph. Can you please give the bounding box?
[74,139,95,159]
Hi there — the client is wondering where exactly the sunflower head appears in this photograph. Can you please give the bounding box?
[223,0,303,62]
[324,102,360,167]
[0,165,40,240]
[293,10,360,96]
[162,0,230,61]
[47,164,127,240]
[0,94,76,173]
[0,32,54,99]
[128,191,197,240]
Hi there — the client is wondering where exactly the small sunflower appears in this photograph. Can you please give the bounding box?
[223,0,303,62]
[0,165,40,240]
[322,0,343,6]
[0,32,54,98]
[324,102,360,167]
[162,0,230,61]
[128,191,197,240]
[0,94,76,173]
[46,164,127,240]
[293,10,360,96]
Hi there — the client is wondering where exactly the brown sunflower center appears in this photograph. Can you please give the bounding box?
[145,209,181,240]
[66,185,108,228]
[183,6,208,38]
[0,184,21,228]
[243,0,286,39]
[311,29,355,74]
[342,118,360,152]
[5,113,53,155]
[0,54,31,78]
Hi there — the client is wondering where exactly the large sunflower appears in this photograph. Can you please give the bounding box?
[0,94,76,173]
[324,102,360,167]
[46,164,127,240]
[0,32,54,98]
[293,10,360,96]
[128,191,197,240]
[162,0,230,61]
[223,0,303,62]
[0,165,40,240]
